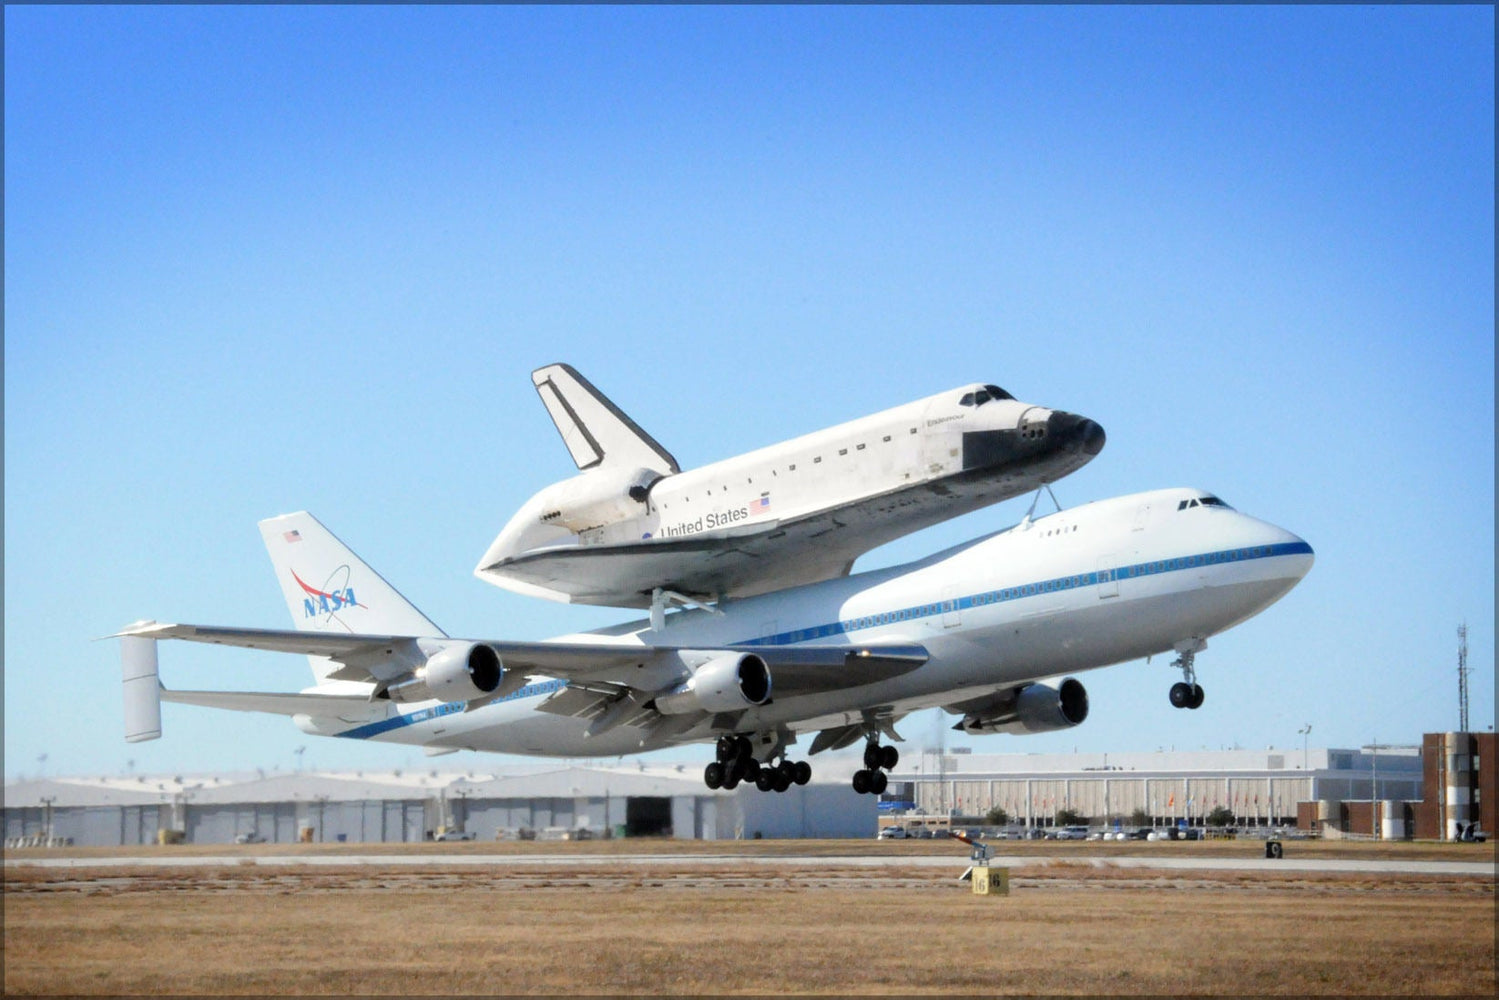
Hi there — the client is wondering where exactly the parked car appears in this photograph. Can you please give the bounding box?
[878,826,907,840]
[233,832,265,844]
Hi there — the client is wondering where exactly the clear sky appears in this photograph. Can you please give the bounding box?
[6,5,1493,782]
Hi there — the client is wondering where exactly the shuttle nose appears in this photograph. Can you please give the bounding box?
[1048,412,1107,457]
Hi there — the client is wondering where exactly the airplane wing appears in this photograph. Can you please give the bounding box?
[117,621,928,724]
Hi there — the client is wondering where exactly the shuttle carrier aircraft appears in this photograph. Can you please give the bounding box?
[119,487,1312,794]
[475,364,1106,611]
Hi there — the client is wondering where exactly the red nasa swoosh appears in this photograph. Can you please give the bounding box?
[291,569,366,609]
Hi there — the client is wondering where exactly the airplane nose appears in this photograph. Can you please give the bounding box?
[1048,412,1107,456]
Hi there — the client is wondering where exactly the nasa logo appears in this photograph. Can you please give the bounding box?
[292,568,365,619]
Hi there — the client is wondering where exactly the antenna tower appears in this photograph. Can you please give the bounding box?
[1457,623,1470,733]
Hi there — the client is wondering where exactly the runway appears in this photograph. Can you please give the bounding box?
[7,850,1494,876]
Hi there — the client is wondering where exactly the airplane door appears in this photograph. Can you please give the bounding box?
[942,587,961,628]
[1096,556,1119,599]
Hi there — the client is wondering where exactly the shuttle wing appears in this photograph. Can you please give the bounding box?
[480,472,1011,606]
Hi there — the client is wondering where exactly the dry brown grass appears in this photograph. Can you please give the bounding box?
[4,860,1494,995]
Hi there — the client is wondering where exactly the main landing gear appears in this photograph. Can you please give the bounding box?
[852,738,899,795]
[1168,642,1206,710]
[703,735,811,794]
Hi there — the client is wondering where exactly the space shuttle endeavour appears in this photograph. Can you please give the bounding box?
[476,364,1106,609]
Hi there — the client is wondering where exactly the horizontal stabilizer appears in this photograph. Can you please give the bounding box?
[162,688,378,718]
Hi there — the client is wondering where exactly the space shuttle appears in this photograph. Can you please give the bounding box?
[475,364,1106,610]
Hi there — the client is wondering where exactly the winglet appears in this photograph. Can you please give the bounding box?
[531,363,679,473]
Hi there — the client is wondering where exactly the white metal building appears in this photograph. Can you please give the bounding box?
[885,746,1424,827]
[4,762,876,847]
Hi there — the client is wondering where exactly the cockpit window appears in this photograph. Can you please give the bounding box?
[960,385,1015,408]
[1178,495,1235,512]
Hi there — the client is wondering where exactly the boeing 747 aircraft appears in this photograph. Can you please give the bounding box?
[119,487,1312,794]
[474,364,1106,611]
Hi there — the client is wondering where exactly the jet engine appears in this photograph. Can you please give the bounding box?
[952,677,1089,736]
[654,652,772,715]
[383,642,504,704]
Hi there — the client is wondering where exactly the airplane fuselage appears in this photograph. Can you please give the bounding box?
[325,488,1313,756]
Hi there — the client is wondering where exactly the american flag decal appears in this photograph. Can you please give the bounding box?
[284,530,302,543]
[751,495,772,513]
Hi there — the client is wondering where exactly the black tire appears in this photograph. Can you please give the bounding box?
[793,761,812,785]
[704,762,724,790]
[773,769,792,793]
[728,758,747,783]
[871,770,889,795]
[777,760,796,782]
[743,758,762,781]
[722,772,740,790]
[735,736,754,761]
[864,743,883,770]
[755,769,775,792]
[1188,684,1205,709]
[716,735,737,762]
[1169,682,1193,709]
[880,745,900,770]
[852,769,872,795]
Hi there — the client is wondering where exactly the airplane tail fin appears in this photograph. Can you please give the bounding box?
[531,363,680,474]
[259,512,445,684]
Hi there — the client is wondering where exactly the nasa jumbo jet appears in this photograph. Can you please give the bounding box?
[474,364,1106,611]
[118,488,1312,794]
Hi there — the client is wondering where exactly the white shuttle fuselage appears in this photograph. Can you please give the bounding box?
[476,365,1106,608]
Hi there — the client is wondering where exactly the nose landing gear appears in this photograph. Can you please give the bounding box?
[1168,640,1206,710]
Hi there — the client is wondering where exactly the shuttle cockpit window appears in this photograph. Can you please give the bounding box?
[959,385,1015,408]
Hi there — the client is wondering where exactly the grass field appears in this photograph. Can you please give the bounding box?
[5,844,1494,995]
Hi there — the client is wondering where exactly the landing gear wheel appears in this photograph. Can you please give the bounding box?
[716,735,737,761]
[704,761,725,790]
[777,760,796,783]
[1169,682,1193,709]
[870,770,888,795]
[793,761,812,786]
[722,771,740,790]
[743,758,762,782]
[1188,684,1205,709]
[734,736,753,761]
[852,769,873,795]
[755,769,776,792]
[864,743,883,770]
[773,768,792,793]
[880,745,899,770]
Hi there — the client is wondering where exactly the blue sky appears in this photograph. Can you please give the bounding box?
[6,5,1493,781]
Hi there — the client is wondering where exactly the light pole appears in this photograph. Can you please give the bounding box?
[1298,724,1312,771]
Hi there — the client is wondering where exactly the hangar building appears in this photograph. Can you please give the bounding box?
[3,761,874,847]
